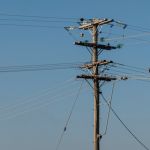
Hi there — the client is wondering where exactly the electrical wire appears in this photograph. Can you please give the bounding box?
[102,82,115,136]
[0,18,77,23]
[104,62,150,78]
[109,21,150,33]
[55,80,84,150]
[100,30,150,46]
[101,93,150,150]
[0,86,78,120]
[114,62,149,72]
[0,14,78,29]
[127,24,150,33]
[0,62,83,73]
[64,27,78,41]
[102,22,150,46]
[0,77,75,111]
[108,68,146,76]
[0,23,64,29]
[85,79,150,150]
[102,32,150,42]
[0,12,78,20]
[0,79,79,120]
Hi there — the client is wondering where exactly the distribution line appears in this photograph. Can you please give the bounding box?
[108,21,150,33]
[102,22,150,46]
[108,70,147,77]
[0,80,79,120]
[0,23,64,29]
[0,18,77,23]
[102,82,115,136]
[0,79,77,111]
[0,80,77,112]
[85,79,149,150]
[0,62,83,73]
[55,80,84,150]
[0,77,76,114]
[101,93,150,150]
[103,32,150,42]
[0,77,75,110]
[0,12,78,20]
[101,31,150,46]
[108,68,148,76]
[127,25,150,33]
[113,62,148,72]
[0,87,78,120]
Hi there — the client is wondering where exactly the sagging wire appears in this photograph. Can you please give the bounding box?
[101,93,150,150]
[0,12,78,20]
[0,79,80,120]
[114,62,149,73]
[64,26,93,56]
[64,26,78,41]
[102,82,115,136]
[85,78,150,150]
[55,80,84,150]
[103,32,150,42]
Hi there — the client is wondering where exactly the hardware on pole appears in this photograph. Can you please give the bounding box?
[66,18,125,150]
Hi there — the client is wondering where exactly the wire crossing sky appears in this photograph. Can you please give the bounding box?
[0,1,149,150]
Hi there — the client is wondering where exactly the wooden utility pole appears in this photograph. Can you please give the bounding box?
[92,24,100,150]
[75,18,117,150]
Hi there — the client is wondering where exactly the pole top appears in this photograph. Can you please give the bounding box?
[79,18,114,30]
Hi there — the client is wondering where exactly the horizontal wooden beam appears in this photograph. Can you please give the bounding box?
[76,74,117,81]
[79,18,113,30]
[75,41,117,50]
[81,60,113,69]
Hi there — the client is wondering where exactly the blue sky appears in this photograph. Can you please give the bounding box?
[0,0,149,150]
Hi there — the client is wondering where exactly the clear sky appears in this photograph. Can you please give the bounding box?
[0,0,149,150]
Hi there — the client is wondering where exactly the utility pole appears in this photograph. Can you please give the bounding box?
[75,18,118,150]
[92,23,100,150]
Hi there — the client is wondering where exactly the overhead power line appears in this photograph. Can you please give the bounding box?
[101,93,150,150]
[0,12,78,20]
[85,79,150,150]
[103,32,150,42]
[0,78,79,120]
[127,24,150,33]
[102,82,115,136]
[0,62,83,73]
[0,18,77,23]
[55,80,84,150]
[0,13,78,29]
[0,23,64,29]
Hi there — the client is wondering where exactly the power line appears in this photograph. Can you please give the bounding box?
[101,93,150,150]
[102,82,115,136]
[102,21,150,46]
[0,62,83,73]
[103,32,150,42]
[0,18,77,23]
[0,23,64,29]
[106,62,150,77]
[0,88,79,120]
[127,24,150,33]
[0,12,78,20]
[55,80,84,150]
[0,77,76,111]
[114,62,149,72]
[108,21,150,33]
[85,79,150,150]
[0,79,79,120]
